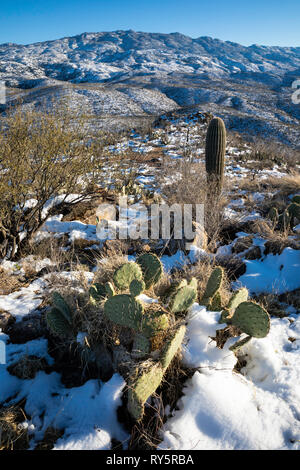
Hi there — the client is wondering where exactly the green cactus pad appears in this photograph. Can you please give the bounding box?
[130,279,146,297]
[231,302,270,338]
[141,310,169,338]
[169,285,197,313]
[104,294,144,330]
[188,277,198,292]
[229,335,252,352]
[207,291,223,311]
[52,292,72,324]
[46,308,73,338]
[219,309,230,324]
[127,362,164,421]
[131,333,151,359]
[227,288,249,312]
[89,283,107,304]
[160,279,187,304]
[160,325,186,370]
[113,262,143,291]
[105,282,115,298]
[201,267,223,305]
[136,253,163,289]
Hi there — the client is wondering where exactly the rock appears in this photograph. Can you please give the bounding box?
[0,310,16,333]
[7,313,47,344]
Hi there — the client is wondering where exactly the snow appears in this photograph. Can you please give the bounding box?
[160,370,299,450]
[160,305,300,450]
[235,247,300,295]
[0,279,45,322]
[0,329,128,449]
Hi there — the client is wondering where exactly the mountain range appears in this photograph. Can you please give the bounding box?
[1,30,299,146]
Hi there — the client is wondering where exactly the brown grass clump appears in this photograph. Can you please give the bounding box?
[7,355,48,380]
[0,271,26,295]
[0,406,29,450]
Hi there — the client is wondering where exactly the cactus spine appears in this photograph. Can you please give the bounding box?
[205,117,226,193]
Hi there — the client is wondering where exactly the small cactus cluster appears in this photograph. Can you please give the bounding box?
[267,196,300,230]
[205,117,226,194]
[46,252,193,421]
[101,253,192,419]
[218,287,270,352]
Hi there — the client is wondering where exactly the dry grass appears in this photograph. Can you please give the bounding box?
[0,405,29,450]
[236,138,300,169]
[0,270,27,295]
[247,219,299,254]
[264,173,300,196]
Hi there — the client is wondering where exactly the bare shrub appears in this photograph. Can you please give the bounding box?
[0,103,104,260]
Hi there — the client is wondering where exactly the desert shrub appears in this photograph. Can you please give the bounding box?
[0,104,104,260]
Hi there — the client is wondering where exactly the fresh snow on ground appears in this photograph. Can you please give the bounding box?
[160,305,300,450]
[235,247,300,295]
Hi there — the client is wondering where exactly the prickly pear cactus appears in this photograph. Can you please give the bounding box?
[46,307,73,338]
[231,301,270,338]
[127,362,164,420]
[201,267,223,306]
[160,325,186,369]
[52,292,72,323]
[105,282,115,298]
[104,294,144,330]
[227,288,249,313]
[141,310,169,338]
[229,335,252,352]
[160,279,187,304]
[46,292,73,338]
[219,309,230,324]
[169,283,197,313]
[136,253,163,289]
[89,283,107,304]
[205,117,226,193]
[207,291,222,311]
[113,262,143,291]
[130,279,146,297]
[131,333,151,360]
[127,324,186,420]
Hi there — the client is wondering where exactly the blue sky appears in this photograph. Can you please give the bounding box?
[1,0,299,47]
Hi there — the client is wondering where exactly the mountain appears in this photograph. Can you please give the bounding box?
[1,30,299,146]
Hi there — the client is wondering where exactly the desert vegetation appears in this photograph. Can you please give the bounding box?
[0,105,299,450]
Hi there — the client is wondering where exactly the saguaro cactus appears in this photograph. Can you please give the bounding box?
[205,117,226,193]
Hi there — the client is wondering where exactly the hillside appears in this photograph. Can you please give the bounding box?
[1,30,300,146]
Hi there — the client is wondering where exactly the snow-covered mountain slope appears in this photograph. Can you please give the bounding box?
[1,31,300,85]
[1,30,299,145]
